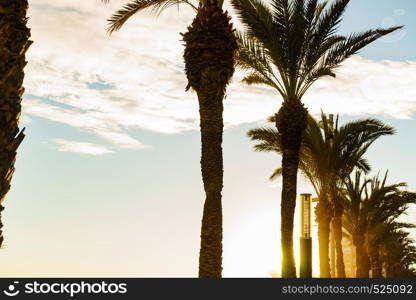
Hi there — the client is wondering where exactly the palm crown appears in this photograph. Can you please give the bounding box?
[232,0,402,100]
[247,114,394,193]
[342,172,410,239]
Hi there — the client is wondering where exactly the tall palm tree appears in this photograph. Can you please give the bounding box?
[341,172,370,277]
[327,116,394,277]
[248,114,393,277]
[231,0,401,277]
[342,172,416,277]
[0,0,32,247]
[103,0,238,277]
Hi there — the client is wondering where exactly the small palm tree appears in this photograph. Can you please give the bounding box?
[231,0,402,277]
[342,172,416,277]
[248,114,394,277]
[0,0,32,247]
[369,221,415,277]
[382,229,416,277]
[103,0,238,277]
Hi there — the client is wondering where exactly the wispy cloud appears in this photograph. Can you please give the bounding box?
[53,139,113,155]
[23,1,416,152]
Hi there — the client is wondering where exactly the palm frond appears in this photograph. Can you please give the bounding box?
[270,168,283,180]
[106,0,196,34]
[324,26,404,67]
[314,0,350,40]
[233,0,292,91]
[236,32,273,72]
[232,0,402,101]
[242,73,275,87]
[231,0,275,44]
[248,127,281,150]
[236,32,285,94]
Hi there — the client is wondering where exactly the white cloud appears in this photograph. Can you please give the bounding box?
[53,139,113,155]
[23,1,416,152]
[302,57,416,119]
[94,130,151,150]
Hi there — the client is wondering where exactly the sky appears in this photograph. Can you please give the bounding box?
[1,0,416,277]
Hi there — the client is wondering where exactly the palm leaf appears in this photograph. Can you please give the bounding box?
[270,168,283,180]
[105,0,197,34]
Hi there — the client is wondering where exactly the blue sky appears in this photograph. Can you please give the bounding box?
[1,0,416,277]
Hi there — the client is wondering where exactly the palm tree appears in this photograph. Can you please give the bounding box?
[366,189,416,277]
[231,0,401,277]
[342,172,370,277]
[103,0,238,277]
[369,221,415,277]
[366,182,416,277]
[248,114,394,277]
[327,116,394,277]
[0,0,32,247]
[342,172,416,277]
[382,229,416,277]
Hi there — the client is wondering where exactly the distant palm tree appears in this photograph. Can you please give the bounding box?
[382,228,416,277]
[369,221,415,277]
[231,0,402,277]
[103,0,238,277]
[0,0,32,247]
[248,114,394,277]
[342,172,416,277]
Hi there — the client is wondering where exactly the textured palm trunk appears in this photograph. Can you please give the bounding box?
[0,0,31,247]
[368,242,382,278]
[276,100,308,278]
[0,204,4,247]
[182,1,237,278]
[316,198,332,278]
[197,90,224,278]
[385,260,394,278]
[333,202,346,277]
[354,233,370,278]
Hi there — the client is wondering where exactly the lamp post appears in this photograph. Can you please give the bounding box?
[300,193,312,278]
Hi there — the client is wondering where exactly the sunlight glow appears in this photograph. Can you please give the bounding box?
[223,193,320,278]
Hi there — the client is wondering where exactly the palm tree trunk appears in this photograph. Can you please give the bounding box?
[0,204,4,247]
[275,100,308,278]
[316,197,332,278]
[182,2,237,278]
[333,202,346,277]
[386,260,394,278]
[197,91,224,277]
[368,242,382,278]
[0,0,32,247]
[354,234,370,278]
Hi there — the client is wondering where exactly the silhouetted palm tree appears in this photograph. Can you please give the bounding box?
[0,0,32,247]
[248,114,394,277]
[370,221,415,277]
[382,228,416,277]
[321,115,394,277]
[342,172,416,277]
[231,0,401,277]
[103,0,237,277]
